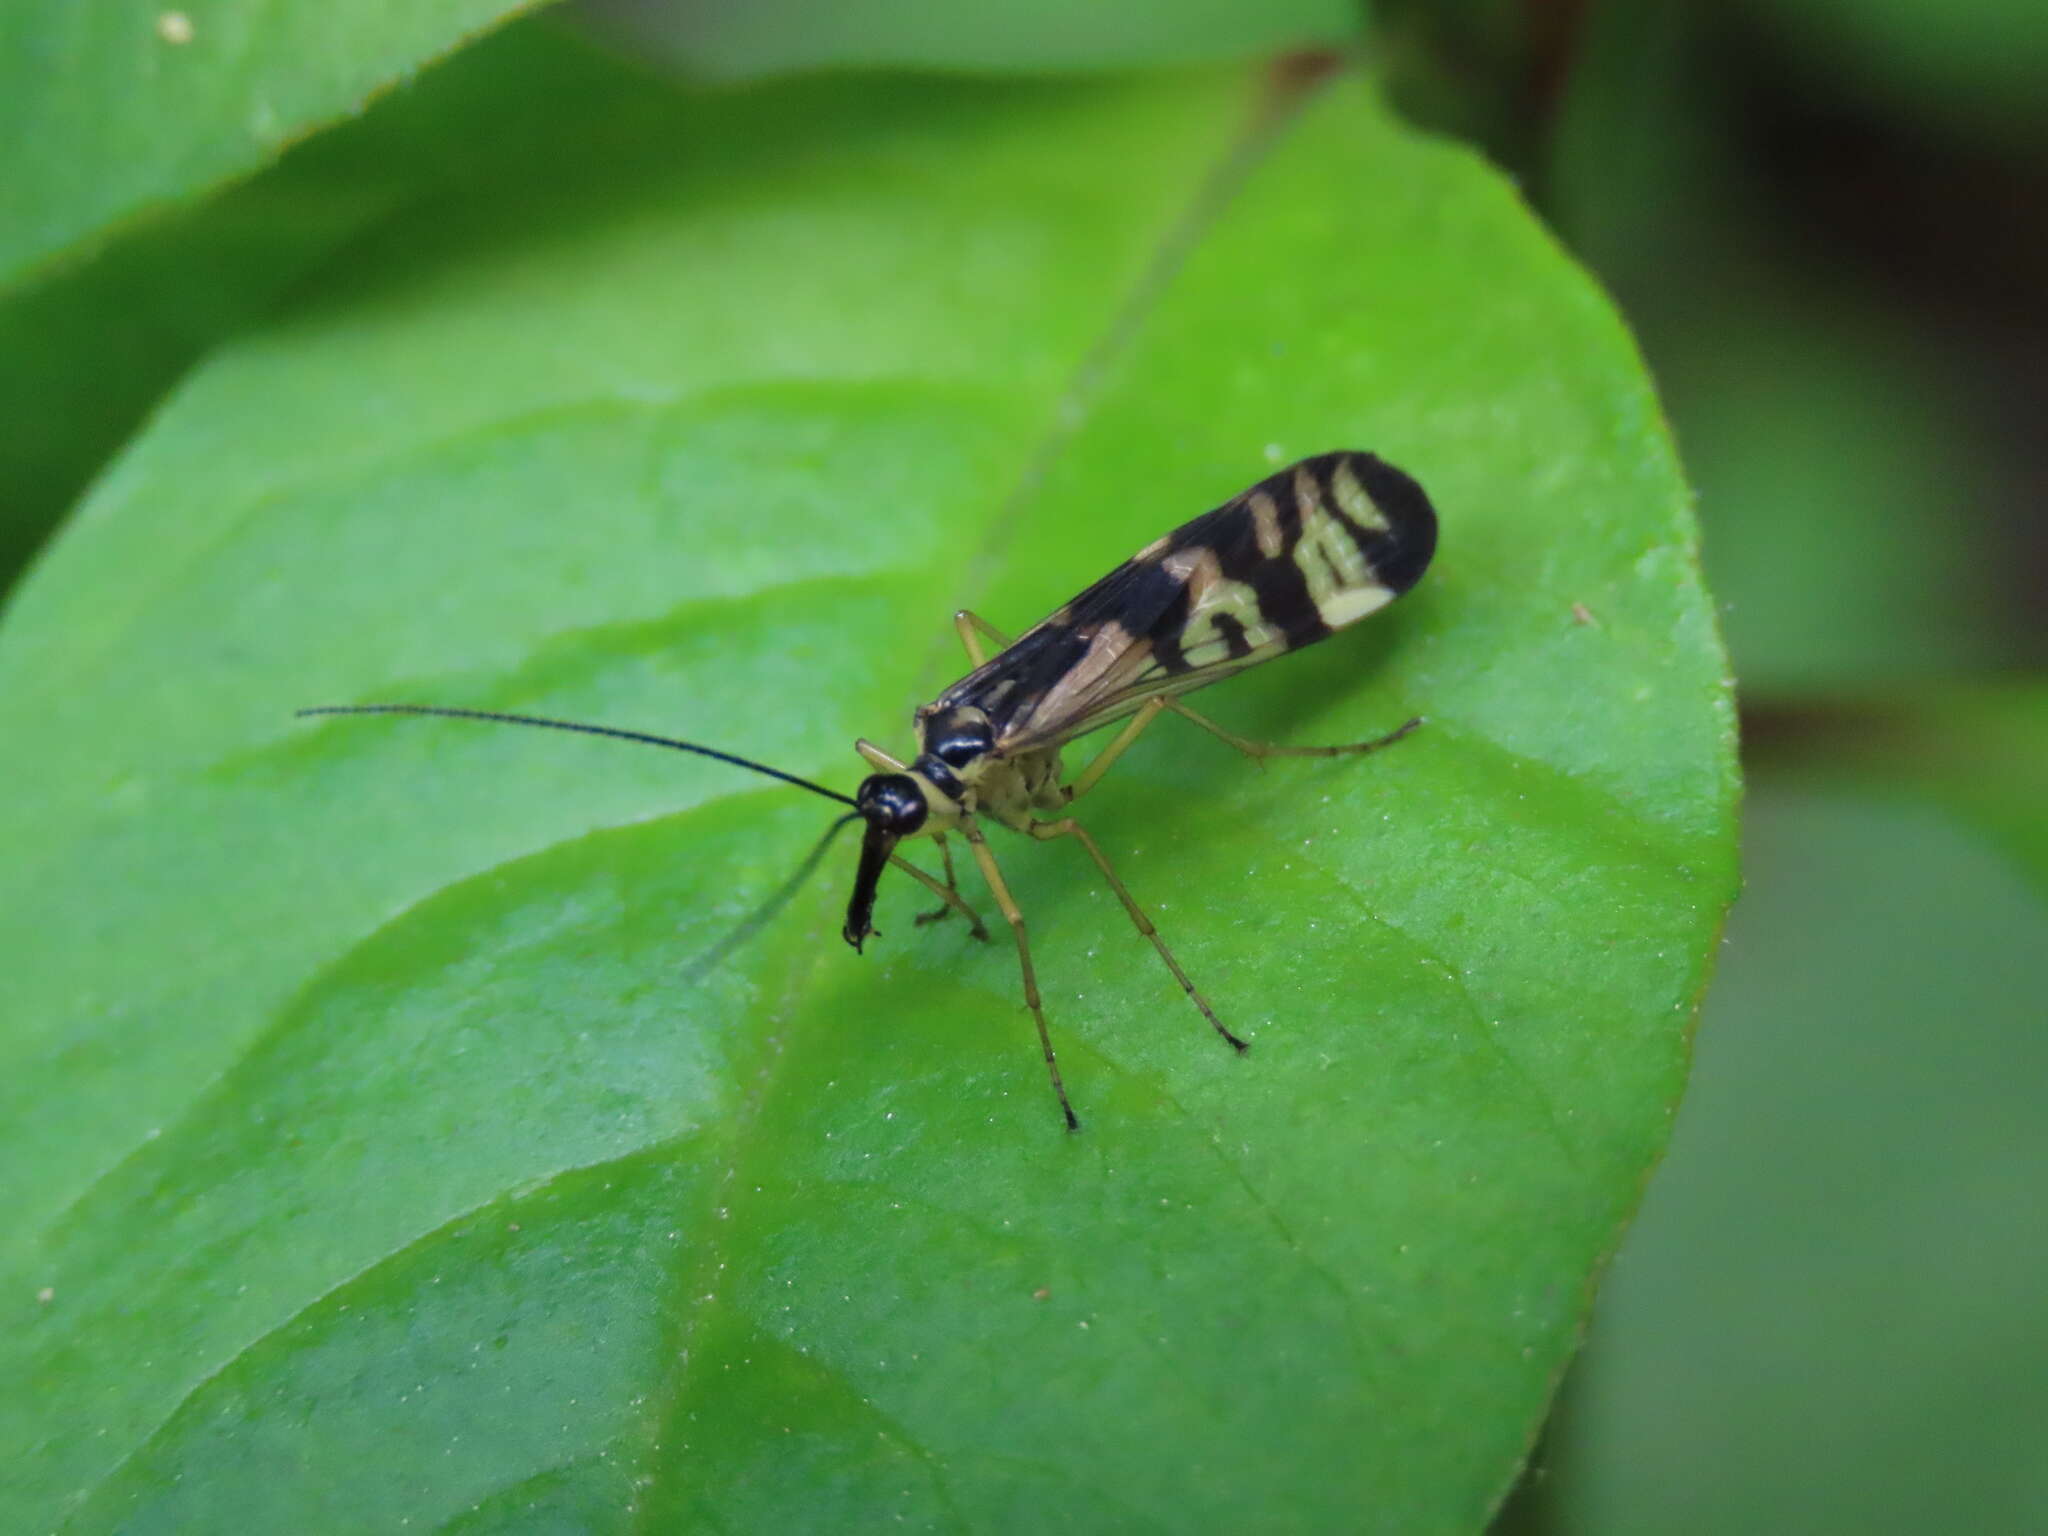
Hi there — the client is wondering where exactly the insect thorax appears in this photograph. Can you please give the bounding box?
[963,747,1065,830]
[909,703,1063,831]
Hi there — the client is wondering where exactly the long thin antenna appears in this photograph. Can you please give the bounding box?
[296,703,858,807]
[685,811,863,981]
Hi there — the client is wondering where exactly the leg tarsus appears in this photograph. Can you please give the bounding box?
[1166,700,1423,762]
[961,819,1080,1130]
[887,849,989,942]
[1030,816,1247,1052]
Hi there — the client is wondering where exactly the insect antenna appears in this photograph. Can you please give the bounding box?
[685,810,863,980]
[295,703,858,806]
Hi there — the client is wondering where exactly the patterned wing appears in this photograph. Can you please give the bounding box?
[938,451,1437,752]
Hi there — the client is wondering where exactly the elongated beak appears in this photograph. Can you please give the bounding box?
[842,823,898,951]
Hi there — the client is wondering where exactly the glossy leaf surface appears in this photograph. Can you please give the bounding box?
[0,53,1736,1533]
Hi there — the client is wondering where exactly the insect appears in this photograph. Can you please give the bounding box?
[301,450,1437,1128]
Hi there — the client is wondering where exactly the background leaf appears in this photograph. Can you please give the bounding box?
[571,0,1358,80]
[0,0,539,287]
[0,22,722,601]
[1742,0,2048,137]
[1545,0,2021,698]
[1758,685,2048,890]
[1544,785,2048,1534]
[0,38,1735,1533]
[1489,3,2048,1526]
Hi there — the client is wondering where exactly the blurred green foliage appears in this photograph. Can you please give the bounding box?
[576,0,1359,77]
[1520,0,2048,1530]
[1549,0,2029,695]
[1552,786,2048,1533]
[1748,0,2048,137]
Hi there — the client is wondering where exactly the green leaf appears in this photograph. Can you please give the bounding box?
[1545,784,2048,1534]
[0,0,539,287]
[0,51,1737,1533]
[572,0,1358,80]
[0,20,707,594]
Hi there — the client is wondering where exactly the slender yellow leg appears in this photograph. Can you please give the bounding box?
[1030,816,1247,1053]
[1062,696,1169,805]
[911,834,980,934]
[857,738,908,772]
[1061,700,1419,808]
[1166,700,1423,761]
[959,816,1078,1131]
[952,609,1017,668]
[886,848,989,941]
[952,612,988,667]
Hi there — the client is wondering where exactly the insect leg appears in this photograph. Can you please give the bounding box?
[911,834,977,931]
[1061,697,1169,805]
[857,738,908,771]
[888,845,989,941]
[951,609,1016,668]
[1166,700,1424,761]
[1030,816,1247,1053]
[960,817,1079,1130]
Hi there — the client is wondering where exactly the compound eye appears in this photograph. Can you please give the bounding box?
[857,773,929,835]
[934,722,994,769]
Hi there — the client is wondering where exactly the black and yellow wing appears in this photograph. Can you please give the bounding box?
[936,451,1437,754]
